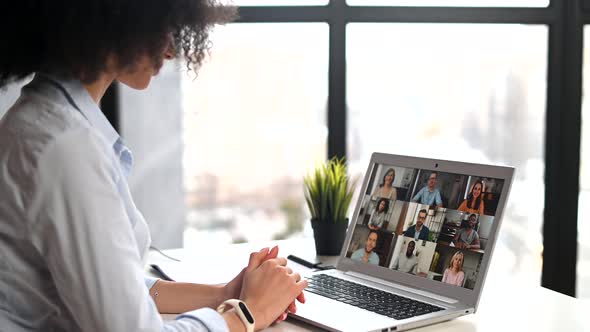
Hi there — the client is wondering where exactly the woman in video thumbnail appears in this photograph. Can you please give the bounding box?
[373,168,397,200]
[442,251,465,287]
[368,198,390,230]
[458,180,485,215]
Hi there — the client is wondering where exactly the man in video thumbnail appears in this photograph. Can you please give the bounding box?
[351,230,380,265]
[404,209,430,241]
[392,240,418,274]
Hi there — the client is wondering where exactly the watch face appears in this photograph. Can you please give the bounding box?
[239,302,255,324]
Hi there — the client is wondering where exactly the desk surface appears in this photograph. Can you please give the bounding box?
[149,238,588,332]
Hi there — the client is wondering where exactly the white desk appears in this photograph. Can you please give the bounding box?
[148,238,588,332]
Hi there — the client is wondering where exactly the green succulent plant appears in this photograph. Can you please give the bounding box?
[304,157,357,224]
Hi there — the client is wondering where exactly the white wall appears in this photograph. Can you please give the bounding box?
[119,62,185,249]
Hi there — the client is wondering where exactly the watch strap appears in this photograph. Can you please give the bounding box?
[217,299,255,332]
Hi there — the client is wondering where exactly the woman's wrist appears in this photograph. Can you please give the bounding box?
[239,299,265,331]
[218,284,233,304]
[222,310,248,332]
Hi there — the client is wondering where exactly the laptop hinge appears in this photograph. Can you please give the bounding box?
[344,271,459,304]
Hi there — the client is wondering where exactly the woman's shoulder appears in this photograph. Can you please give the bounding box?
[0,91,112,193]
[1,83,92,152]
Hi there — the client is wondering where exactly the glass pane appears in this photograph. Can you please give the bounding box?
[579,26,590,299]
[346,0,548,7]
[222,0,328,6]
[182,23,328,247]
[347,23,547,286]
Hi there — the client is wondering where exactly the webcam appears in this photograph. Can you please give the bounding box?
[435,163,439,168]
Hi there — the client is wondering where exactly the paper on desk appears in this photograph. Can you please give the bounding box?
[153,254,315,285]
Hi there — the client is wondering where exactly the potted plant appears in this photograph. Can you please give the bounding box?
[304,157,357,255]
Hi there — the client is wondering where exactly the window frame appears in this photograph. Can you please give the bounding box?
[105,0,583,297]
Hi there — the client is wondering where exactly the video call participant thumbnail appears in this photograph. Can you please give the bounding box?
[453,214,481,250]
[403,209,430,241]
[351,230,380,265]
[368,198,389,231]
[373,167,397,201]
[412,171,443,208]
[458,180,485,215]
[442,251,465,287]
[392,240,419,274]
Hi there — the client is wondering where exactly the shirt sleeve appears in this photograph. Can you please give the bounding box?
[392,257,399,270]
[369,253,380,265]
[412,188,422,202]
[145,276,159,290]
[435,191,442,206]
[403,226,412,237]
[29,128,228,332]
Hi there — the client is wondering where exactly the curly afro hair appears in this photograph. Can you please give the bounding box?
[0,0,236,88]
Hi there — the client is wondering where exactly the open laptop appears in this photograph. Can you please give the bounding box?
[291,152,514,332]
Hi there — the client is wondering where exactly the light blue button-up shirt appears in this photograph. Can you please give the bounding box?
[412,186,443,206]
[0,74,228,332]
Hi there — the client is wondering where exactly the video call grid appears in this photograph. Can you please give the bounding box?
[346,163,505,290]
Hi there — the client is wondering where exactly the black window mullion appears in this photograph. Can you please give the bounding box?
[237,6,557,24]
[328,2,347,159]
[346,6,556,23]
[542,0,583,297]
[236,6,331,22]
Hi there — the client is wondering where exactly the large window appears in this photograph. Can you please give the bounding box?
[182,23,328,246]
[113,1,587,297]
[347,23,547,284]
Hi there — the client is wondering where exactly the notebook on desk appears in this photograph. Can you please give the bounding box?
[291,152,514,332]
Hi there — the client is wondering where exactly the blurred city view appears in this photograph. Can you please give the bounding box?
[179,22,587,294]
[181,24,328,245]
[346,24,547,286]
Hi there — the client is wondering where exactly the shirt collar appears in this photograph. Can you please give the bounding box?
[37,73,120,148]
[37,73,134,176]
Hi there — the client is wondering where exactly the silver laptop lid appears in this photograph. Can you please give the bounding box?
[336,152,514,310]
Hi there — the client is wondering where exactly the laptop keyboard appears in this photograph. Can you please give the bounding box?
[305,274,444,320]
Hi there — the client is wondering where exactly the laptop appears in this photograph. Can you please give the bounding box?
[291,152,514,332]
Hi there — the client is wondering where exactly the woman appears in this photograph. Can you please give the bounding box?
[442,251,465,287]
[458,180,485,215]
[0,1,305,332]
[372,168,397,200]
[368,198,390,230]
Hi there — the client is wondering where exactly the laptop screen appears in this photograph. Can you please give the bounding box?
[344,162,505,290]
